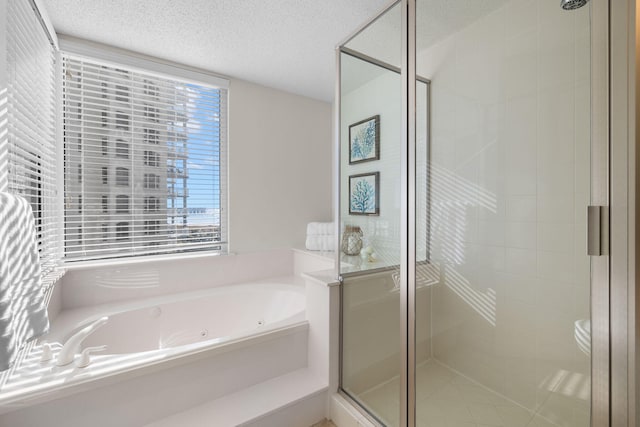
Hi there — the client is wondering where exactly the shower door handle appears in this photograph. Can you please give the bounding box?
[587,205,609,256]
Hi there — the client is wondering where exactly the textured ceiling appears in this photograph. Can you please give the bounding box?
[40,0,391,102]
[41,0,509,102]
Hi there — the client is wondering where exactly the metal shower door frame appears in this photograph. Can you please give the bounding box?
[608,0,637,426]
[593,0,639,425]
[591,1,610,425]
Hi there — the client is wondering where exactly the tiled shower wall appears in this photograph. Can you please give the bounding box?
[423,1,591,425]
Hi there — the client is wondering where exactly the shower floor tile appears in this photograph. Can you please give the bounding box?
[357,360,550,427]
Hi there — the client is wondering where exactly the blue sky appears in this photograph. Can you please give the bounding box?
[179,84,221,216]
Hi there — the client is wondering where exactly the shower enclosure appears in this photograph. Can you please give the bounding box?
[336,0,625,426]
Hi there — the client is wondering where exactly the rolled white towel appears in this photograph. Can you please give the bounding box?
[306,222,334,236]
[305,235,335,251]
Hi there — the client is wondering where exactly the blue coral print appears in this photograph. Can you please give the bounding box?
[349,116,378,163]
[351,121,376,161]
[350,175,377,214]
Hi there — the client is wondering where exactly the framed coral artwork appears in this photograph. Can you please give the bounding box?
[349,115,380,164]
[349,172,379,216]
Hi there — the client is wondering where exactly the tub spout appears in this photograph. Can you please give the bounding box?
[56,316,109,366]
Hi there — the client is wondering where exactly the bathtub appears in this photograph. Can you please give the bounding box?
[0,249,337,426]
[0,280,308,413]
[49,282,306,355]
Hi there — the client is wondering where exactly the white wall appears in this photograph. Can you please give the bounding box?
[424,1,591,425]
[57,249,333,310]
[228,79,332,253]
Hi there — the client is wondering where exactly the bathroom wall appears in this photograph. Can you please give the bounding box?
[59,249,333,310]
[228,79,332,253]
[423,1,590,425]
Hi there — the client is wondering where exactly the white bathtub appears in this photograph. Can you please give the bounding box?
[0,250,335,426]
[69,283,306,354]
[47,282,306,355]
[0,280,307,413]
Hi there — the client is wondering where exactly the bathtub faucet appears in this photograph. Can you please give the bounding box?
[56,316,109,366]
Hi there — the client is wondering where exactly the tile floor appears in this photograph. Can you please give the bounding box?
[356,360,556,427]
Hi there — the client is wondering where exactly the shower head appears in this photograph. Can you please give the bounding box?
[560,0,590,10]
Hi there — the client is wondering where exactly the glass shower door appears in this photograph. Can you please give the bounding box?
[339,2,403,426]
[338,1,604,426]
[415,1,592,426]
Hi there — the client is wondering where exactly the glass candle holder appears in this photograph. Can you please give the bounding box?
[341,225,363,256]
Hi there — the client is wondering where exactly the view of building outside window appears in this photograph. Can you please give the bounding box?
[63,57,225,260]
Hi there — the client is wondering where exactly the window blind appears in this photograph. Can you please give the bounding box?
[62,54,228,261]
[6,0,62,286]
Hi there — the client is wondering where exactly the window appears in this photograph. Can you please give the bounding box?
[116,195,129,213]
[115,222,129,241]
[144,128,159,144]
[102,195,108,213]
[115,167,129,186]
[144,196,160,212]
[144,80,158,97]
[144,220,160,235]
[115,84,129,102]
[7,0,61,285]
[115,140,129,158]
[62,52,228,261]
[144,150,159,167]
[115,112,129,130]
[144,173,160,189]
[144,105,159,122]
